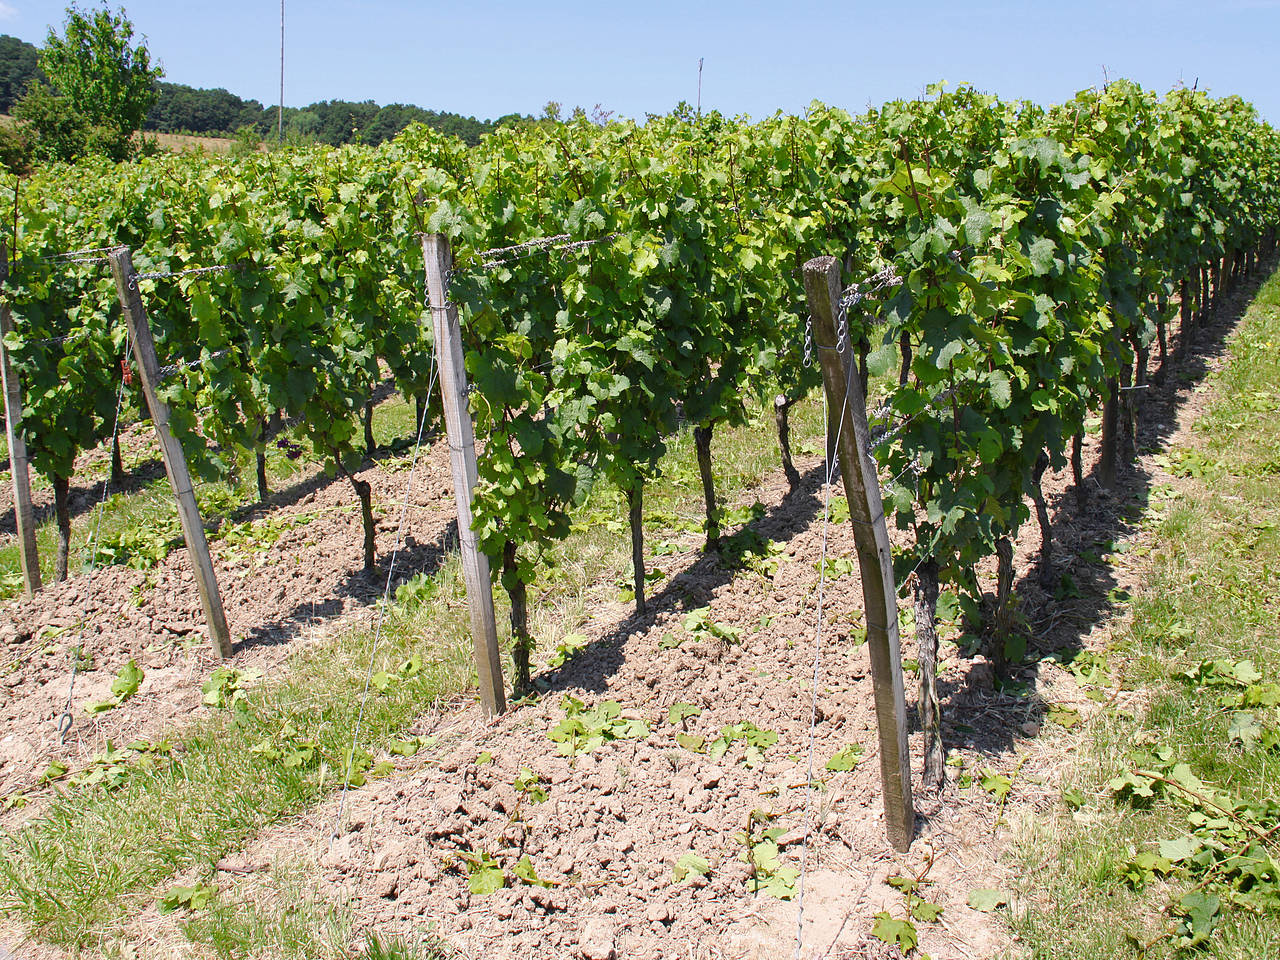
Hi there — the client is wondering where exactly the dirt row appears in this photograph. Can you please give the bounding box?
[3,273,1256,958]
[0,438,460,803]
[182,428,1143,960]
[137,295,1245,960]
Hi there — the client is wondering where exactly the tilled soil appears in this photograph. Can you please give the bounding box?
[0,438,460,803]
[194,452,1016,960]
[201,289,1256,960]
[3,268,1264,959]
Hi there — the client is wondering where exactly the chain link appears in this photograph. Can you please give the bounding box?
[133,262,247,285]
[476,233,621,271]
[157,348,231,383]
[867,387,956,454]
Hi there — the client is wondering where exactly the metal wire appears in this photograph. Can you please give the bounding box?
[133,263,247,284]
[22,333,82,347]
[330,352,441,840]
[157,349,231,382]
[42,246,116,262]
[793,334,858,960]
[45,256,109,268]
[868,388,956,454]
[476,233,621,270]
[477,234,572,260]
[58,327,131,744]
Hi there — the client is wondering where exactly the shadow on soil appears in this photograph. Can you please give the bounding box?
[538,460,829,697]
[232,520,459,654]
[939,254,1277,769]
[0,377,435,540]
[528,254,1276,817]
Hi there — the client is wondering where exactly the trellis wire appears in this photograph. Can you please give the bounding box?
[43,256,109,268]
[133,262,248,284]
[57,326,132,744]
[868,387,956,453]
[476,232,622,270]
[792,334,858,960]
[330,351,441,840]
[42,246,116,262]
[157,348,231,382]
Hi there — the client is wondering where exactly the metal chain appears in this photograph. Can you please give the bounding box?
[868,388,956,454]
[477,233,621,271]
[835,298,851,355]
[798,264,903,365]
[24,333,82,346]
[157,348,231,383]
[477,234,571,260]
[133,263,247,285]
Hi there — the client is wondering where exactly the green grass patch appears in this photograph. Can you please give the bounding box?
[0,552,475,948]
[1009,266,1280,958]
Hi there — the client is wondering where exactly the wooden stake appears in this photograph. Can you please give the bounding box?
[422,233,506,717]
[803,256,915,852]
[0,243,41,595]
[107,247,232,659]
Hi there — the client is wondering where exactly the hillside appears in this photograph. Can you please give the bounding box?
[0,33,525,147]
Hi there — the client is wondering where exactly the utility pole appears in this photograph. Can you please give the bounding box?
[697,57,704,117]
[278,0,285,142]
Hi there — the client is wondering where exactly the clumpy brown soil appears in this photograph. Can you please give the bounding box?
[215,276,1258,960]
[4,263,1266,959]
[0,436,459,805]
[218,447,1017,960]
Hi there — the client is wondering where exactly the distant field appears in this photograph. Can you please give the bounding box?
[148,130,241,153]
[0,115,247,155]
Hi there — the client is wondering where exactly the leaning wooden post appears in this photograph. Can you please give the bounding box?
[803,256,914,852]
[107,247,232,659]
[0,243,42,595]
[422,233,506,717]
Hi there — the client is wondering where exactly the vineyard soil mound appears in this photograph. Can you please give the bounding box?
[0,439,458,806]
[188,457,1047,960]
[143,293,1246,960]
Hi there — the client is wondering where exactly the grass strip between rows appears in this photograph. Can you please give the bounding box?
[1011,267,1280,958]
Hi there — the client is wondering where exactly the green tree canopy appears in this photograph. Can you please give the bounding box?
[16,3,161,162]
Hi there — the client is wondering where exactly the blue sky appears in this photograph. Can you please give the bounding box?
[6,1,1279,124]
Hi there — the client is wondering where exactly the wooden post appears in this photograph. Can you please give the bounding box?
[107,247,232,659]
[422,233,506,717]
[0,243,41,595]
[803,256,914,853]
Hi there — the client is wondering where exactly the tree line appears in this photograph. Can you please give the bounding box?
[0,29,527,156]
